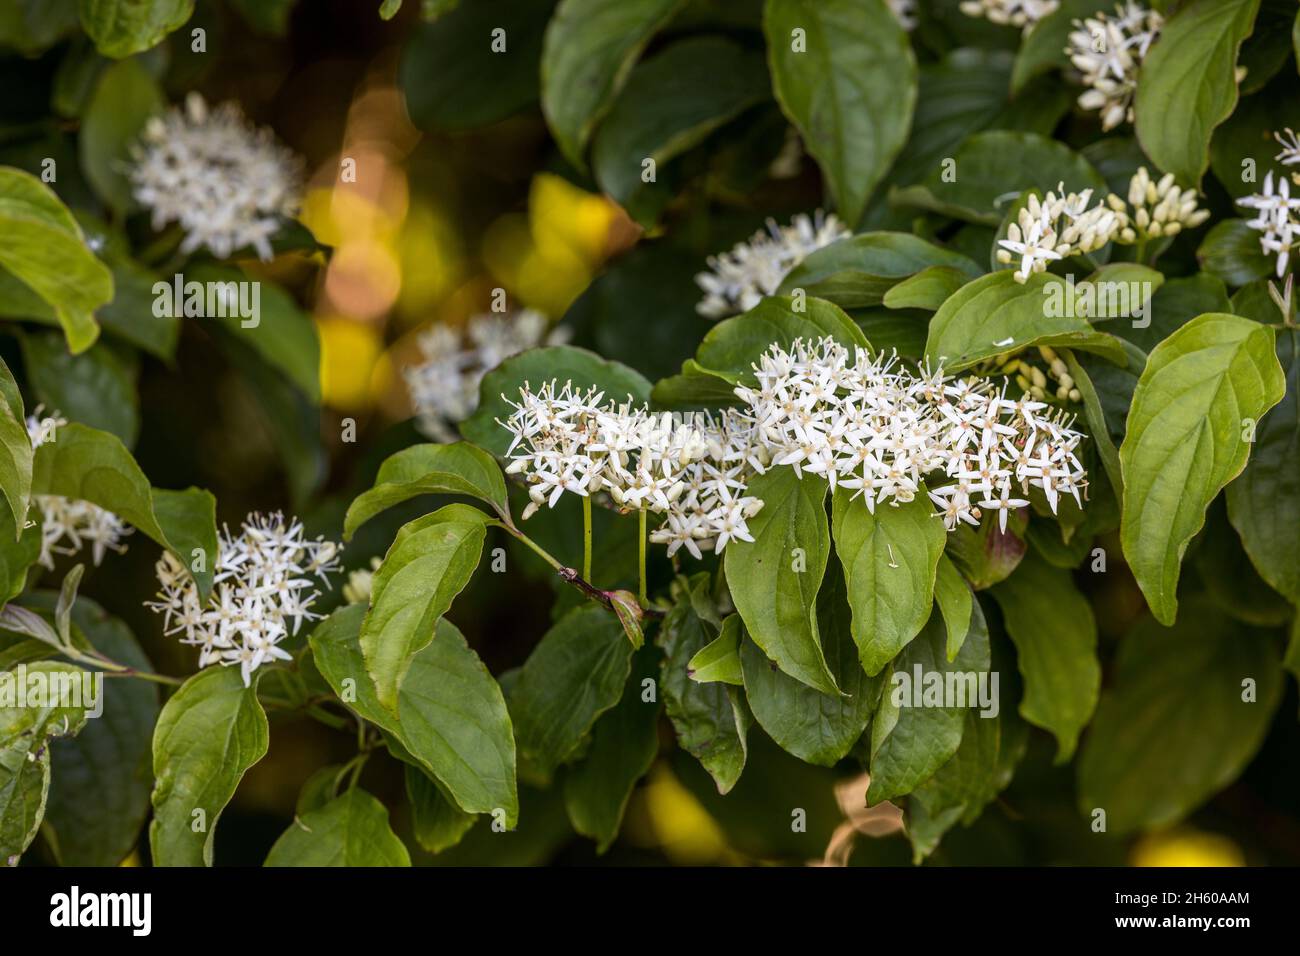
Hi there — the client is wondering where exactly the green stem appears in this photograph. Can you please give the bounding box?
[638,508,647,606]
[78,649,184,686]
[582,496,593,582]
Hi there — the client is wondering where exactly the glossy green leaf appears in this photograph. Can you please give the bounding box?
[892,131,1105,226]
[1077,602,1282,834]
[740,566,884,766]
[724,468,837,694]
[540,0,684,169]
[405,764,477,855]
[563,646,661,852]
[265,789,410,866]
[933,552,974,662]
[1120,313,1285,625]
[508,604,633,785]
[1196,218,1275,287]
[882,265,973,312]
[43,597,158,866]
[991,550,1099,761]
[592,36,768,209]
[0,355,31,539]
[1134,0,1260,186]
[1226,329,1300,603]
[78,0,193,57]
[0,661,90,864]
[344,442,508,540]
[312,608,517,824]
[831,487,946,676]
[778,233,981,309]
[687,614,743,686]
[361,504,487,714]
[944,507,1028,590]
[31,423,219,598]
[20,332,139,447]
[764,0,916,225]
[0,166,113,354]
[925,270,1126,372]
[867,607,990,804]
[78,57,163,214]
[149,666,268,866]
[658,576,750,793]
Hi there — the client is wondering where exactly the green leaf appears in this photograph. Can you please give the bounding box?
[0,504,41,604]
[692,295,867,386]
[1226,329,1300,603]
[687,615,743,685]
[20,332,139,447]
[925,270,1126,372]
[1,661,90,864]
[657,576,750,793]
[462,345,651,458]
[740,565,884,766]
[1120,313,1285,625]
[777,232,982,309]
[831,486,947,676]
[1063,348,1124,495]
[1121,272,1229,355]
[891,131,1105,226]
[934,553,974,662]
[1077,601,1283,834]
[31,423,219,598]
[149,666,268,866]
[43,596,158,866]
[867,607,990,804]
[540,0,684,170]
[1133,0,1260,187]
[360,504,487,714]
[724,468,837,695]
[189,265,320,403]
[400,0,554,131]
[1209,86,1294,200]
[265,789,411,866]
[882,265,973,312]
[508,604,632,785]
[764,0,917,225]
[591,36,768,210]
[344,442,509,540]
[0,166,113,354]
[312,608,519,824]
[990,550,1099,761]
[563,645,661,853]
[78,57,163,214]
[77,0,194,58]
[1196,219,1274,288]
[0,355,31,539]
[404,764,476,854]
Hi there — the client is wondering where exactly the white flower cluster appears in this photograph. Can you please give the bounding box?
[1065,3,1163,132]
[146,512,342,685]
[130,93,302,262]
[1238,171,1300,277]
[25,412,131,570]
[404,309,565,443]
[737,338,1086,532]
[997,170,1210,282]
[695,212,849,318]
[499,339,1089,555]
[996,185,1120,282]
[959,0,1059,30]
[887,0,919,31]
[500,384,767,559]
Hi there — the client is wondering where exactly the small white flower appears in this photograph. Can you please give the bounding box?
[404,309,566,443]
[130,93,302,262]
[146,511,342,686]
[1065,3,1163,131]
[1274,128,1300,167]
[25,410,132,569]
[887,0,919,31]
[960,0,1059,31]
[1238,171,1300,277]
[695,211,849,318]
